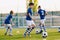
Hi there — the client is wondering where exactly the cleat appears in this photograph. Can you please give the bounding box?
[5,32,7,35]
[24,33,26,37]
[39,30,43,34]
[36,30,43,34]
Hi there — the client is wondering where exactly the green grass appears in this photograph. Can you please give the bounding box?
[0,28,60,40]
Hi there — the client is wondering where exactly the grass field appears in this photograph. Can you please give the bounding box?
[0,28,60,40]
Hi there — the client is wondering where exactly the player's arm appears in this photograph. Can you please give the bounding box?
[35,10,40,16]
[10,15,14,24]
[45,11,48,16]
[35,12,39,16]
[10,19,15,26]
[26,9,33,19]
[45,12,48,15]
[26,12,33,19]
[10,19,12,22]
[10,19,13,24]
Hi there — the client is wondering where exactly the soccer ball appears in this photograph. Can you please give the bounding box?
[42,32,48,38]
[36,29,39,34]
[58,28,60,32]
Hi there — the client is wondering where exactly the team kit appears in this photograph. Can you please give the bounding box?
[3,3,48,38]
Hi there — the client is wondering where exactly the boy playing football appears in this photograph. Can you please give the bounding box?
[24,3,36,37]
[3,10,14,36]
[37,6,47,34]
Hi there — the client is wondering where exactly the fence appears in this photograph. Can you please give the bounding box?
[0,11,60,28]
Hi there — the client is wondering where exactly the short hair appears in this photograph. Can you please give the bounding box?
[10,10,13,14]
[38,6,41,8]
[29,3,34,6]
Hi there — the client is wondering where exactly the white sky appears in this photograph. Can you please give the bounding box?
[0,0,60,14]
[39,0,60,11]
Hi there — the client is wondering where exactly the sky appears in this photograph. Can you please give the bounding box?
[0,0,60,14]
[39,0,60,11]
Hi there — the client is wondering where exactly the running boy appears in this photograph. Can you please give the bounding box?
[37,6,47,34]
[4,10,14,36]
[24,3,36,37]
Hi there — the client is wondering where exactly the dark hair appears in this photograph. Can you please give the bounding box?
[10,10,13,14]
[29,3,34,6]
[38,6,41,8]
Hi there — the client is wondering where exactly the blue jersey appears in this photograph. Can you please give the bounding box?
[26,8,33,20]
[4,14,13,24]
[38,9,46,19]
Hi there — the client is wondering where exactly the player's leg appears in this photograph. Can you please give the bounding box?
[42,20,48,37]
[5,27,9,35]
[24,20,31,37]
[42,19,46,32]
[38,20,43,34]
[42,24,46,32]
[24,27,31,37]
[7,24,13,36]
[27,25,35,36]
[28,20,36,36]
[29,26,35,32]
[29,24,35,33]
[5,24,9,35]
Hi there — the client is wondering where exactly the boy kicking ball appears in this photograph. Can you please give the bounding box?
[24,3,36,37]
[3,10,15,36]
[36,6,48,36]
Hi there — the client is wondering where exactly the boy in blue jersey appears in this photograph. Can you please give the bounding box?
[24,3,36,37]
[37,6,47,34]
[4,10,14,36]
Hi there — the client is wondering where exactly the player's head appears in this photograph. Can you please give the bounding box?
[38,6,41,9]
[10,10,14,15]
[29,3,34,8]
